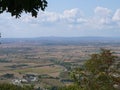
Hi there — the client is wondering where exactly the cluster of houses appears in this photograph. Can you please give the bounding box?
[11,74,38,85]
[0,72,74,90]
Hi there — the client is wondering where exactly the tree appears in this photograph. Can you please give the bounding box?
[0,83,34,90]
[0,0,47,18]
[58,85,81,90]
[71,49,120,90]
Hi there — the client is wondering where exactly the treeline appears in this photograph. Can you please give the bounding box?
[0,83,33,90]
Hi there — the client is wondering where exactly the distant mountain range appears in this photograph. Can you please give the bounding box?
[1,37,120,46]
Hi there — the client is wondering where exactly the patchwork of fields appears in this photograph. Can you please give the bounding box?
[0,38,120,88]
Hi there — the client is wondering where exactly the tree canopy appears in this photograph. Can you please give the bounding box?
[0,0,48,18]
[70,49,120,90]
[0,83,33,90]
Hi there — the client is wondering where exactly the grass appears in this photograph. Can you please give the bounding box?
[14,65,64,75]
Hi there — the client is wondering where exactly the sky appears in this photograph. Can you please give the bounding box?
[0,0,120,38]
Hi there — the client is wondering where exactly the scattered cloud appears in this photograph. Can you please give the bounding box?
[1,6,120,37]
[20,6,120,30]
[21,8,83,24]
[94,6,112,17]
[112,9,120,21]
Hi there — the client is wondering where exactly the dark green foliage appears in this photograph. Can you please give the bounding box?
[48,86,59,90]
[1,73,14,79]
[58,85,81,90]
[85,49,117,74]
[0,0,47,18]
[0,59,10,63]
[70,49,119,90]
[0,83,33,90]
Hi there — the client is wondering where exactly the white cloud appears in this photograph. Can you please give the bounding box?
[18,7,120,30]
[83,6,113,30]
[61,8,82,19]
[112,9,120,21]
[60,8,84,24]
[77,18,87,23]
[1,5,120,38]
[94,6,112,17]
[21,8,84,26]
[46,13,58,22]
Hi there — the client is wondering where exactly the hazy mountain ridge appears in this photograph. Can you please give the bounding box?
[1,37,120,46]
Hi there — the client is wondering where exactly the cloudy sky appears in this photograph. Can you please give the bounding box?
[0,0,120,38]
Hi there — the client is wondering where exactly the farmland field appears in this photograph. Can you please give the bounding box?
[0,37,120,87]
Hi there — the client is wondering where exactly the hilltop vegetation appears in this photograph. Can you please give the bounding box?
[68,49,120,90]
